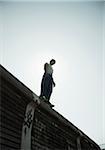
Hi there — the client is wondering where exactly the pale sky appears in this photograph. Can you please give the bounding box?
[0,0,105,145]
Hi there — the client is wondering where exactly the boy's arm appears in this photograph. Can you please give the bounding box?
[52,78,56,87]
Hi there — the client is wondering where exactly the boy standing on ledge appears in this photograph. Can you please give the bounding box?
[39,59,56,106]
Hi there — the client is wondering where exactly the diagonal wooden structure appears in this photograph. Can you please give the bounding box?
[0,65,101,150]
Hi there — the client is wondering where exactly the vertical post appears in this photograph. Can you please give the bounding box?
[21,95,40,150]
[66,140,73,150]
[77,136,81,150]
[67,145,71,150]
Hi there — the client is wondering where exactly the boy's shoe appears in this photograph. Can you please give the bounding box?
[50,104,54,108]
[39,96,54,108]
[47,101,54,108]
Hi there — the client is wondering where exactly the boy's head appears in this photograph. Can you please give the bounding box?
[50,59,56,65]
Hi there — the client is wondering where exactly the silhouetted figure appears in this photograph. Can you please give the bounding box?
[40,59,56,103]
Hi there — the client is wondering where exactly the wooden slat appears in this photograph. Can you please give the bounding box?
[32,109,76,150]
[0,77,26,149]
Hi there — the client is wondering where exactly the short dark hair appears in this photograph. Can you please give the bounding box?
[50,59,56,64]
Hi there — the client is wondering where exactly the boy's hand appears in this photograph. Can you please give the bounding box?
[53,82,56,87]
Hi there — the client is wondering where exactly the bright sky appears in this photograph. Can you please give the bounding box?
[0,0,105,145]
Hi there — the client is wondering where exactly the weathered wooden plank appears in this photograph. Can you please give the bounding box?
[0,126,21,139]
[0,132,20,144]
[0,137,20,149]
[1,84,28,108]
[0,107,24,123]
[1,94,26,115]
[0,144,19,150]
[0,121,21,136]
